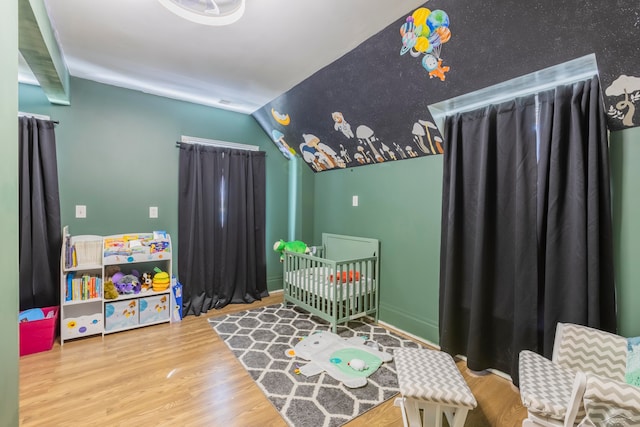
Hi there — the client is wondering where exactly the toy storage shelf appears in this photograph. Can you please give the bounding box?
[102,233,172,335]
[104,289,171,302]
[60,227,173,345]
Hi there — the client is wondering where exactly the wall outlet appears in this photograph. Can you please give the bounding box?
[352,195,359,207]
[149,206,158,218]
[75,205,86,218]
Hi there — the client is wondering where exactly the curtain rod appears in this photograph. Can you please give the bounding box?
[176,135,259,151]
[18,111,59,124]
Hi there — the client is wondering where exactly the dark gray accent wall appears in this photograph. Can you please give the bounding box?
[254,0,640,174]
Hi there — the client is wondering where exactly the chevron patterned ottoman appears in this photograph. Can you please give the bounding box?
[393,348,477,427]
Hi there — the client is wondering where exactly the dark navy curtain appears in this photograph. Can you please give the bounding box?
[19,117,62,311]
[439,76,616,382]
[178,144,267,316]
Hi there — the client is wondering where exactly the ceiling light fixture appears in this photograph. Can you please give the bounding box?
[158,0,245,26]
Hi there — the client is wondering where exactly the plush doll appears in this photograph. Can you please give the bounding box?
[152,267,170,291]
[115,274,141,294]
[104,280,119,300]
[105,265,121,282]
[140,271,154,292]
[273,239,310,262]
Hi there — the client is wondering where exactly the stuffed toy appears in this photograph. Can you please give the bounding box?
[152,267,170,291]
[104,280,119,300]
[115,274,141,294]
[273,239,310,262]
[348,358,368,371]
[329,270,361,283]
[140,271,154,292]
[105,265,121,282]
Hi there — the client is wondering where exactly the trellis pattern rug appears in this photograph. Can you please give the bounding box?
[208,304,421,427]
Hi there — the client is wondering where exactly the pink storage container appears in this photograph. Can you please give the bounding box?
[19,306,58,356]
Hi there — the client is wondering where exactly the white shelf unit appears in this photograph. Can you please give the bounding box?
[60,228,173,344]
[60,229,104,345]
[102,233,172,335]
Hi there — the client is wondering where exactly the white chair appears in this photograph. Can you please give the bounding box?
[519,322,640,426]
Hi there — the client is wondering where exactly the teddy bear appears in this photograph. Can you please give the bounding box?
[104,280,119,300]
[105,265,121,282]
[273,239,311,262]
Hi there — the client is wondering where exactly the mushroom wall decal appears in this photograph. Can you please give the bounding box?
[411,122,429,153]
[418,119,439,154]
[270,129,296,159]
[605,75,640,127]
[433,136,444,154]
[356,125,384,163]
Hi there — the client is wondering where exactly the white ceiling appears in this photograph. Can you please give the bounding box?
[29,0,427,114]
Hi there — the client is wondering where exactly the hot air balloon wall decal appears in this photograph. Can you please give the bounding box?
[400,7,452,81]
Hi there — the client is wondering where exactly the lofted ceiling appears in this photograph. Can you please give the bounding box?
[20,0,427,114]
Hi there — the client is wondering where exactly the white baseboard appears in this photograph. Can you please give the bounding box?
[378,320,441,351]
[379,320,512,382]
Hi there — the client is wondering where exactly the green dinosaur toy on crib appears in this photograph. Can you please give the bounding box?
[273,239,310,262]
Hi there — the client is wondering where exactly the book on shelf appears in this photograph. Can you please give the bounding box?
[65,273,102,301]
[65,238,103,268]
[73,240,102,266]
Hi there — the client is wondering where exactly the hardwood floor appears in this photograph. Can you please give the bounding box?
[19,293,526,426]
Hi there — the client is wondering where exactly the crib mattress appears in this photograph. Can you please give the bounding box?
[285,267,375,300]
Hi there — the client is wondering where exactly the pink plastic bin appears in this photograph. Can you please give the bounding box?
[19,306,59,356]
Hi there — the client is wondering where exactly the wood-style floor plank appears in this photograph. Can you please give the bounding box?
[20,293,526,426]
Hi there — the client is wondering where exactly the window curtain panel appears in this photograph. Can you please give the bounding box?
[536,77,616,356]
[439,96,540,379]
[178,144,267,316]
[439,76,616,381]
[19,117,62,311]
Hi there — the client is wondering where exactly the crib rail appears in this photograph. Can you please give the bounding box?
[282,249,378,333]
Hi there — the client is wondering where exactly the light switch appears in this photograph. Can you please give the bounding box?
[352,195,359,207]
[75,205,86,218]
[149,206,158,218]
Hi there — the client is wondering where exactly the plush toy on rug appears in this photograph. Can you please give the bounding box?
[273,239,311,262]
[285,331,392,388]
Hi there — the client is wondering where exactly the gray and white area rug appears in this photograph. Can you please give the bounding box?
[208,304,421,427]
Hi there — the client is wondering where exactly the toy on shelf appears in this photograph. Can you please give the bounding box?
[140,271,153,292]
[105,265,121,282]
[115,274,141,294]
[152,267,170,291]
[104,280,119,299]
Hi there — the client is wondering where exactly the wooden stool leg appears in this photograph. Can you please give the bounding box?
[406,398,424,427]
[444,407,469,427]
[421,402,446,427]
[394,397,410,427]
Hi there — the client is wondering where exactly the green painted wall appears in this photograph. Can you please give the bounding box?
[1,1,19,425]
[19,77,290,291]
[312,156,443,343]
[611,127,640,337]
[292,157,315,243]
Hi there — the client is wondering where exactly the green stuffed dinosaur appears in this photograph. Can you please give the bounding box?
[273,239,310,262]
